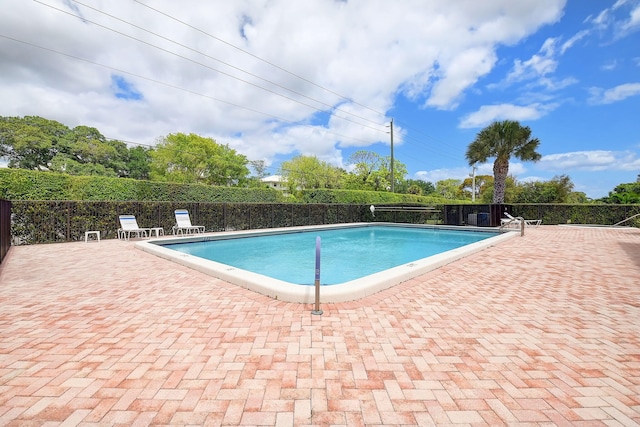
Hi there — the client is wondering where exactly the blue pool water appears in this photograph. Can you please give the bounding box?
[162,226,496,285]
[161,225,496,285]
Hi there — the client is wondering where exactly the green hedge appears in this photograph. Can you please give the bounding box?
[0,169,283,202]
[0,169,467,204]
[0,169,71,200]
[298,188,459,204]
[509,203,640,227]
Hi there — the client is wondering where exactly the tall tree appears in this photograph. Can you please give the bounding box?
[465,120,541,203]
[0,116,69,170]
[50,125,125,176]
[124,145,151,180]
[0,116,147,178]
[150,133,249,186]
[344,150,407,191]
[459,174,493,201]
[601,182,640,204]
[279,155,344,193]
[513,175,575,203]
[249,160,268,179]
[397,179,435,195]
[345,150,386,190]
[479,175,517,203]
[436,179,463,200]
[382,155,408,192]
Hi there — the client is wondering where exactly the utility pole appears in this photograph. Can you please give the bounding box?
[471,163,477,202]
[389,119,394,193]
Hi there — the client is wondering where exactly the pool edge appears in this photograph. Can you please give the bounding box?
[135,223,517,304]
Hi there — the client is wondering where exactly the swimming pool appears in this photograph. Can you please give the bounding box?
[135,223,516,303]
[160,225,495,285]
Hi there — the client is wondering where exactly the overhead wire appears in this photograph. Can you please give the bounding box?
[70,0,388,131]
[34,0,463,165]
[33,0,388,135]
[123,1,452,168]
[132,0,388,121]
[20,1,462,182]
[0,34,376,147]
[396,131,465,163]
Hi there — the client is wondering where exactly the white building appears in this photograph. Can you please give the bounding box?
[261,175,287,191]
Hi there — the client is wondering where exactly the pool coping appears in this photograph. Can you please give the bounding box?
[135,222,518,303]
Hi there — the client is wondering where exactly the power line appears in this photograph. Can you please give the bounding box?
[33,0,388,135]
[70,0,388,130]
[21,1,464,178]
[0,34,376,147]
[132,0,388,120]
[396,133,465,163]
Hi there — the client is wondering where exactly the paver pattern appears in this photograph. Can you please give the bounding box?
[0,226,639,426]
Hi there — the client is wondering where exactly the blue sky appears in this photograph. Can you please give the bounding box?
[0,0,639,199]
[398,0,640,199]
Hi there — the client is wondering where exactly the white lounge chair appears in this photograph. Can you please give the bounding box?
[118,214,151,240]
[173,209,205,235]
[501,212,542,228]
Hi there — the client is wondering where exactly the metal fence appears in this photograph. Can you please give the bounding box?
[7,200,640,245]
[10,201,379,245]
[0,199,11,262]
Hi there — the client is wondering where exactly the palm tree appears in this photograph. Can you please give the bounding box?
[465,120,541,204]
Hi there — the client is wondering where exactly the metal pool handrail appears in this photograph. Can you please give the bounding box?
[613,213,640,226]
[499,216,525,236]
[369,205,440,217]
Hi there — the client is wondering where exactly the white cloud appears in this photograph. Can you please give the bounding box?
[415,152,640,199]
[501,33,580,94]
[458,103,556,128]
[586,1,640,38]
[414,167,470,184]
[518,175,546,183]
[588,9,612,30]
[613,0,632,9]
[539,150,640,171]
[622,3,640,31]
[589,83,640,104]
[426,46,497,110]
[537,76,578,91]
[506,38,559,84]
[0,0,566,166]
[414,162,526,183]
[560,30,589,54]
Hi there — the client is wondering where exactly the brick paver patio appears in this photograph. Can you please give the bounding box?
[0,225,639,426]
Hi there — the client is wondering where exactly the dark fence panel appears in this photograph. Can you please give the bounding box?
[0,199,10,262]
[9,201,377,245]
[504,204,640,227]
[7,201,640,245]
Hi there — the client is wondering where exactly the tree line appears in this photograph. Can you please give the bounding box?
[1,115,636,203]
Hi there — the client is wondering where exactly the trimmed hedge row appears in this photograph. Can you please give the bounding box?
[3,169,639,246]
[0,169,283,202]
[508,204,640,227]
[297,188,454,205]
[0,169,463,205]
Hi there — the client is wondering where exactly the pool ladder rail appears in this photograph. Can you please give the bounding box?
[613,213,640,227]
[369,205,441,218]
[499,216,525,236]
